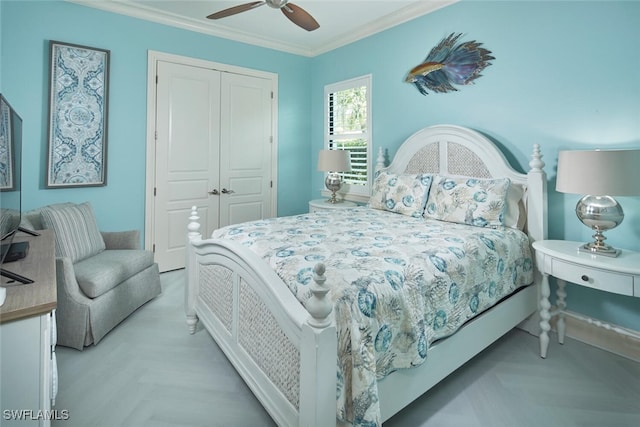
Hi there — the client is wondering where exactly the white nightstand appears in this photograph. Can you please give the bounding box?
[532,240,640,358]
[309,199,357,213]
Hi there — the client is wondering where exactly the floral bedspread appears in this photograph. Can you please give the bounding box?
[212,207,533,426]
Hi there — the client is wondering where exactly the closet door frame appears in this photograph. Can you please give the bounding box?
[144,50,278,253]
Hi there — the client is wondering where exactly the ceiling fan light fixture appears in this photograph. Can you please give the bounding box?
[265,0,289,9]
[207,0,319,31]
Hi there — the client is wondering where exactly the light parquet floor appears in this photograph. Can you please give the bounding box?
[54,270,640,427]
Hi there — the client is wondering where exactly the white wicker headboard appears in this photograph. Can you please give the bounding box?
[377,125,548,242]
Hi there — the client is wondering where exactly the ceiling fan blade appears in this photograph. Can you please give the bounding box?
[207,1,265,20]
[281,3,320,31]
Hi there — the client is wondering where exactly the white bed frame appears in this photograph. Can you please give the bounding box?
[185,124,548,426]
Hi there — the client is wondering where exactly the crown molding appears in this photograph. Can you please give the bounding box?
[67,0,457,58]
[309,1,457,56]
[67,0,312,56]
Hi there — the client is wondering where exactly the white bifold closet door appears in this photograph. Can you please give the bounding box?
[153,60,273,272]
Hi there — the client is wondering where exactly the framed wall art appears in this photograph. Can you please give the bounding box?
[46,40,110,188]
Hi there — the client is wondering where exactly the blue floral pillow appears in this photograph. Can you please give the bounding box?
[424,175,511,228]
[369,172,433,217]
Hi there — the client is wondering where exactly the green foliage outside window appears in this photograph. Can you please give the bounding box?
[329,86,368,186]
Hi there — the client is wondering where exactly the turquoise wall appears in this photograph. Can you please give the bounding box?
[0,0,312,230]
[2,1,639,331]
[310,1,640,331]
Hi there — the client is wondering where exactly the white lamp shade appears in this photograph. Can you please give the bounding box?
[556,149,640,196]
[317,149,351,172]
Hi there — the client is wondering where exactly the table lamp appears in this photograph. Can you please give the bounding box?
[556,148,640,257]
[317,149,351,203]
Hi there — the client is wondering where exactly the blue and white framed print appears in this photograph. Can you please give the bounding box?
[46,41,110,188]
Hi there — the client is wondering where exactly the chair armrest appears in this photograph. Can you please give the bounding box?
[101,230,140,250]
[55,257,92,350]
[56,257,92,305]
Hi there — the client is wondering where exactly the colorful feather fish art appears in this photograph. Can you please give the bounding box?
[405,33,495,95]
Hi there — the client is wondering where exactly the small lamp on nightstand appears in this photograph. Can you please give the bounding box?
[556,148,640,257]
[317,149,351,203]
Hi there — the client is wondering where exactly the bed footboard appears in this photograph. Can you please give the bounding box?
[186,207,338,427]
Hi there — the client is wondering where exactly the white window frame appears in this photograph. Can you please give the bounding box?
[323,74,372,203]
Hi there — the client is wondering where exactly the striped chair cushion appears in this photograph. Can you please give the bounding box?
[40,202,106,263]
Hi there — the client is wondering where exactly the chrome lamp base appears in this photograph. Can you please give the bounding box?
[576,195,623,257]
[325,173,342,204]
[578,238,620,258]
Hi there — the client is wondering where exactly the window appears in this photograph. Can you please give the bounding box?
[324,74,372,201]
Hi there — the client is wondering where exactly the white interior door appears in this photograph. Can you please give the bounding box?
[154,61,221,272]
[219,72,273,227]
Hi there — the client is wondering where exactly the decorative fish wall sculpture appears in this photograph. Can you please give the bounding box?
[405,33,494,95]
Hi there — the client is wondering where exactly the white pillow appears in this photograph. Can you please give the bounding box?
[424,175,511,228]
[504,183,526,230]
[369,172,433,217]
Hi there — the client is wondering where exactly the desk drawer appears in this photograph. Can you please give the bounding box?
[550,258,634,296]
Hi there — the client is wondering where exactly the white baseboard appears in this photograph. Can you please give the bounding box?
[517,311,540,337]
[517,310,640,363]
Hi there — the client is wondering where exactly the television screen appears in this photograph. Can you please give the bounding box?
[0,94,23,264]
[0,94,33,284]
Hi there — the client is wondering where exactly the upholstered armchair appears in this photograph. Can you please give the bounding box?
[22,202,162,350]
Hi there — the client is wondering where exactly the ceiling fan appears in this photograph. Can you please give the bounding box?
[207,0,320,31]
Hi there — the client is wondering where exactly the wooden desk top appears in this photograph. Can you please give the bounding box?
[0,229,57,323]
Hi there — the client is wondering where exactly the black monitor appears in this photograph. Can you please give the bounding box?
[0,93,34,284]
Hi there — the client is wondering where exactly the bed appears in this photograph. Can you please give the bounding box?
[185,124,547,426]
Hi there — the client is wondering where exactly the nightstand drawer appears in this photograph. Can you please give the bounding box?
[550,258,634,296]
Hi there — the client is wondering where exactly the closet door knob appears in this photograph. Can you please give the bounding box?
[581,275,589,282]
[221,188,235,194]
[208,189,219,195]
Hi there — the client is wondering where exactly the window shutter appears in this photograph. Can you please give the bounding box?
[324,75,372,197]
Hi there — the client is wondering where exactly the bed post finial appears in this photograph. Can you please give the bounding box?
[527,143,548,244]
[529,144,544,172]
[376,147,386,173]
[188,206,201,240]
[306,263,332,328]
[186,206,202,335]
